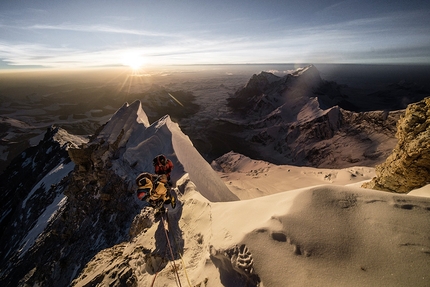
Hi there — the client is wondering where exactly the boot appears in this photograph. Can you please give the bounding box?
[165,189,176,208]
[170,195,176,209]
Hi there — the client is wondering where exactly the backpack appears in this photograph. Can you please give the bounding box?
[136,172,153,186]
[136,173,167,200]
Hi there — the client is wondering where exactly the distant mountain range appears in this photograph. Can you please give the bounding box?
[1,65,429,173]
[221,65,423,167]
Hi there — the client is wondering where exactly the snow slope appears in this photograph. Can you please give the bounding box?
[73,162,430,287]
[212,151,375,199]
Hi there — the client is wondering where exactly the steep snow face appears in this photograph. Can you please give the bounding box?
[18,162,72,257]
[166,118,239,202]
[99,100,238,202]
[97,100,150,144]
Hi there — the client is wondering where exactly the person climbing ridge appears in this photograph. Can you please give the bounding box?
[135,155,176,211]
[136,172,172,211]
[136,172,153,202]
[152,154,176,208]
[153,154,174,183]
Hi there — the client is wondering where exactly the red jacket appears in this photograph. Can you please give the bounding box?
[154,159,173,177]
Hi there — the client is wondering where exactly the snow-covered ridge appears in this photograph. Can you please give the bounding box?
[96,100,238,202]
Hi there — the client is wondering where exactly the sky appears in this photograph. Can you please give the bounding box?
[0,0,429,70]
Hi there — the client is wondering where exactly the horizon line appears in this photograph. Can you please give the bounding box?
[2,62,430,74]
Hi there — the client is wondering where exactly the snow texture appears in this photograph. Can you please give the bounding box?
[18,162,74,257]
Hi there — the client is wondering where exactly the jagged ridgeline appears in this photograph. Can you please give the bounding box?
[0,100,237,287]
[224,65,422,167]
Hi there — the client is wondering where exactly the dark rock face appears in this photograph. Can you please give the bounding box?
[0,124,141,287]
[363,97,430,193]
[228,65,322,118]
[0,126,73,262]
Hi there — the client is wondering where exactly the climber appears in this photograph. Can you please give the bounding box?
[152,154,176,208]
[153,154,174,184]
[136,171,176,210]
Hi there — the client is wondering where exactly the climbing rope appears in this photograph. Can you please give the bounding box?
[161,212,183,287]
[150,205,193,287]
[150,249,167,287]
[170,223,192,287]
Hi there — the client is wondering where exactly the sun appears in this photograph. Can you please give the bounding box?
[120,51,146,71]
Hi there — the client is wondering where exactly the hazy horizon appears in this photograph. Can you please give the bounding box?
[1,63,430,90]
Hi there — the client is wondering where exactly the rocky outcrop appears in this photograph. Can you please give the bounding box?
[0,121,141,287]
[362,97,430,192]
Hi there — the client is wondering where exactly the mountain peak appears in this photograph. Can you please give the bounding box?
[245,71,281,89]
[288,64,322,88]
[228,65,323,120]
[96,100,150,144]
[227,65,403,167]
[69,100,238,202]
[0,99,239,286]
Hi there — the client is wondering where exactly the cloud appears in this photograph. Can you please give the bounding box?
[1,6,429,69]
[28,24,177,38]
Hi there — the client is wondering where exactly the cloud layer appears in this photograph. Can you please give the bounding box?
[0,1,429,69]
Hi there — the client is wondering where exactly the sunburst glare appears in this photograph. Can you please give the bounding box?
[120,51,146,71]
